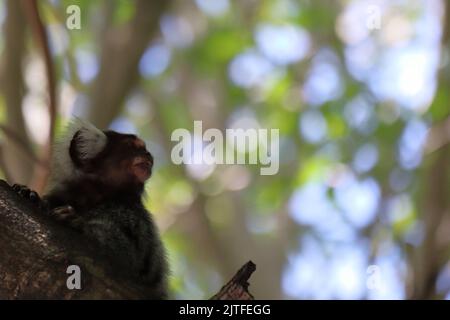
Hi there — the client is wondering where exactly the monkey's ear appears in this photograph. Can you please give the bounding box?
[69,125,107,168]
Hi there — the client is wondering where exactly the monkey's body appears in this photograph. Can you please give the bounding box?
[66,200,167,299]
[44,185,168,299]
[14,119,168,299]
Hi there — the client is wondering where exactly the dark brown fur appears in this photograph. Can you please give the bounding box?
[46,131,153,209]
[43,128,168,299]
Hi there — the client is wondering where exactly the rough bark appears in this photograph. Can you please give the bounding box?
[0,180,255,299]
[211,261,256,300]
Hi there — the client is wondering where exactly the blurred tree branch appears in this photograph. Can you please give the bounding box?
[0,124,41,164]
[88,0,171,128]
[21,0,57,193]
[412,144,449,299]
[411,0,450,299]
[0,0,33,184]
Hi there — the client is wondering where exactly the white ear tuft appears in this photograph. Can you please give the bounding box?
[47,118,107,192]
[71,119,108,161]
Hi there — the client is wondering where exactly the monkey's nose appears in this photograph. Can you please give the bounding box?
[145,151,153,164]
[132,156,153,182]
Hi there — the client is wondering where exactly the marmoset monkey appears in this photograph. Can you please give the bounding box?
[13,119,168,299]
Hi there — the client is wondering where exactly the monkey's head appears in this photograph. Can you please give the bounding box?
[49,119,154,192]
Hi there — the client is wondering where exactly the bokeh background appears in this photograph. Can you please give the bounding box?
[0,0,449,299]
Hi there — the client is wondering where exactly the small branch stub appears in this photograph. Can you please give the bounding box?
[211,261,256,300]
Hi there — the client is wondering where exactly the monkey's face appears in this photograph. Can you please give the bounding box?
[101,131,154,186]
[70,129,154,188]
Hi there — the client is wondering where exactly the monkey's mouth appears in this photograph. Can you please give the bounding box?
[132,158,153,182]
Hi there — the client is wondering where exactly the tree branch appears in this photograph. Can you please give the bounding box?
[21,0,57,193]
[211,261,256,300]
[410,0,450,299]
[88,0,170,128]
[0,0,33,184]
[0,180,256,299]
